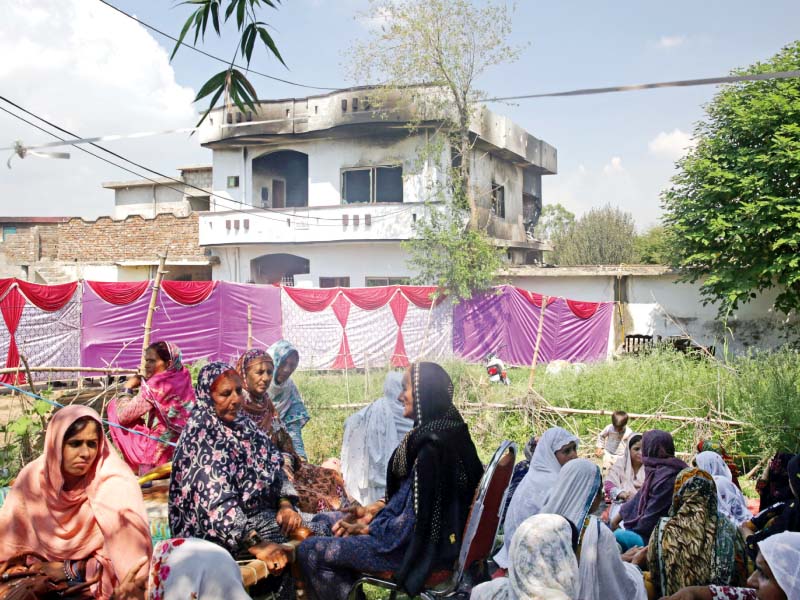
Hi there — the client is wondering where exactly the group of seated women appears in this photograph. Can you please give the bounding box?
[1,347,799,600]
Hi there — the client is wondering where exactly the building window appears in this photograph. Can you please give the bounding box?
[227,176,240,188]
[320,276,350,288]
[366,277,411,287]
[491,182,505,219]
[342,166,403,204]
[281,275,295,287]
[1,226,17,242]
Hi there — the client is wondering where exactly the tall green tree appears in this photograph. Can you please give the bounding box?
[536,203,576,241]
[634,226,672,265]
[552,205,637,266]
[662,42,800,314]
[349,0,522,300]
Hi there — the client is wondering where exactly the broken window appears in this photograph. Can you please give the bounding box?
[522,193,542,238]
[342,166,403,204]
[319,276,350,288]
[491,182,505,219]
[366,276,411,287]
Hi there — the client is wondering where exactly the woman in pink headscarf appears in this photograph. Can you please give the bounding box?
[108,341,196,474]
[0,405,152,599]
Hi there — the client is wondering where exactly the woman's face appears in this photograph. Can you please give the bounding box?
[747,551,787,600]
[61,420,100,482]
[211,373,244,424]
[400,368,415,419]
[245,359,274,396]
[630,440,643,467]
[555,441,578,466]
[144,348,169,379]
[275,352,299,385]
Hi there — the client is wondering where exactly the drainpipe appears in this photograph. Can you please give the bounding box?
[152,184,157,218]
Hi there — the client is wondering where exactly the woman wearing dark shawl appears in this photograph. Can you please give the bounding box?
[168,362,326,600]
[612,429,688,547]
[297,362,484,600]
[756,452,795,510]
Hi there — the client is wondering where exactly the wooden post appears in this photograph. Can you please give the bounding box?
[141,253,168,373]
[527,295,549,390]
[247,305,253,350]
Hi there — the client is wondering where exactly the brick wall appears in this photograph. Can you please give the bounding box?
[0,227,37,263]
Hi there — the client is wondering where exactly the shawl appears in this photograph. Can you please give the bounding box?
[698,439,741,488]
[168,362,287,555]
[108,342,195,469]
[605,433,645,501]
[385,362,483,596]
[235,349,275,420]
[0,405,151,600]
[495,427,579,568]
[758,532,800,600]
[696,451,751,526]
[541,458,602,540]
[759,452,795,508]
[267,339,310,428]
[748,454,800,557]
[648,468,749,596]
[578,516,647,600]
[147,537,250,600]
[471,514,579,600]
[620,430,688,540]
[341,371,412,505]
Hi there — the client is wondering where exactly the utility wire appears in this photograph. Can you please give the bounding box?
[96,0,340,92]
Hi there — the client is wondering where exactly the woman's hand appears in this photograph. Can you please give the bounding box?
[610,513,623,531]
[36,562,68,583]
[123,375,142,391]
[617,491,631,501]
[332,501,383,537]
[658,586,714,600]
[112,556,148,600]
[335,520,370,537]
[621,546,648,567]
[249,542,289,574]
[276,506,302,536]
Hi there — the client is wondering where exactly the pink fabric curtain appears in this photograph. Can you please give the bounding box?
[389,292,410,367]
[0,288,25,384]
[331,294,355,369]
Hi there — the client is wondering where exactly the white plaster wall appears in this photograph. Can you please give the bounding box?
[509,275,616,302]
[211,241,414,287]
[112,186,187,219]
[470,150,523,222]
[77,265,121,281]
[211,149,245,210]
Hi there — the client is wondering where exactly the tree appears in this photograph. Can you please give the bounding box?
[171,0,286,126]
[348,0,522,299]
[633,226,672,265]
[536,203,575,241]
[552,205,637,266]
[662,42,800,315]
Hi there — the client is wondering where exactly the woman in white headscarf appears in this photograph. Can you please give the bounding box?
[471,513,579,600]
[340,371,412,505]
[494,427,579,569]
[542,458,647,600]
[696,451,752,526]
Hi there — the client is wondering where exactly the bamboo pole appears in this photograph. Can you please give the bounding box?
[18,355,37,397]
[141,253,168,372]
[527,295,549,389]
[247,305,253,350]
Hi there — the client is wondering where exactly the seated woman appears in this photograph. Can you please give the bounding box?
[297,362,484,600]
[659,531,800,600]
[494,426,579,569]
[756,453,795,511]
[268,340,311,459]
[631,468,749,597]
[612,429,688,549]
[742,454,800,560]
[108,341,195,474]
[471,513,580,600]
[542,458,647,600]
[168,362,327,600]
[237,349,351,513]
[340,371,412,505]
[697,439,741,489]
[0,405,152,599]
[606,433,645,512]
[696,451,751,527]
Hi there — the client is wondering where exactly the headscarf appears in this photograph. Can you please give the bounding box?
[758,532,800,600]
[696,451,751,526]
[386,362,483,596]
[495,427,579,568]
[758,452,795,509]
[748,454,800,559]
[619,430,688,540]
[147,537,250,600]
[0,405,151,600]
[578,516,648,600]
[523,435,538,461]
[698,439,741,488]
[606,433,645,501]
[235,349,278,421]
[340,371,412,505]
[648,468,749,596]
[471,514,579,600]
[168,362,287,555]
[108,341,195,468]
[541,458,602,540]
[267,339,310,428]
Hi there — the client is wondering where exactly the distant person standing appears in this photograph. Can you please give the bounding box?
[595,410,633,471]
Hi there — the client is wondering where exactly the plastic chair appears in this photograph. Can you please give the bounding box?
[347,440,517,600]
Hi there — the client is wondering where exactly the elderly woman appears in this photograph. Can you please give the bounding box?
[0,405,152,599]
[168,362,327,600]
[297,362,484,600]
[494,426,579,569]
[236,349,351,513]
[108,341,195,474]
[696,451,752,527]
[268,340,310,459]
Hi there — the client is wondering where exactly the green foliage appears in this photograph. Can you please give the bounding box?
[662,41,800,315]
[536,203,575,241]
[171,0,285,127]
[552,204,637,266]
[0,398,50,485]
[633,226,673,265]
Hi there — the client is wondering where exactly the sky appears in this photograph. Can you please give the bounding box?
[0,0,798,230]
